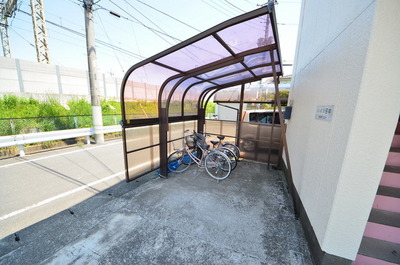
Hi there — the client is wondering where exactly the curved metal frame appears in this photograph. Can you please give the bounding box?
[120,4,284,180]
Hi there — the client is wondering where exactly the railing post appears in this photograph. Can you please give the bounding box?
[74,116,78,128]
[10,118,16,135]
[18,145,25,157]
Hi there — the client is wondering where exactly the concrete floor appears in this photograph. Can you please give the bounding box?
[0,161,312,265]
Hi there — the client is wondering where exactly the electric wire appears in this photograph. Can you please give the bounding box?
[134,0,201,33]
[9,27,35,47]
[97,12,125,73]
[13,16,86,46]
[16,8,145,60]
[242,0,256,5]
[209,0,237,17]
[107,0,175,46]
[96,3,182,42]
[199,0,232,17]
[121,0,172,41]
[224,0,246,13]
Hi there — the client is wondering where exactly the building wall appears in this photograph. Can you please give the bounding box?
[215,103,239,121]
[287,0,400,261]
[0,57,122,103]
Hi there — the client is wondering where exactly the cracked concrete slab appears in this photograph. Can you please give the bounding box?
[0,161,312,265]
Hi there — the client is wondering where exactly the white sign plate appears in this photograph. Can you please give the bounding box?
[315,105,334,121]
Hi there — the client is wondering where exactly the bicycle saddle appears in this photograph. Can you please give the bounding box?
[210,140,219,146]
[217,135,225,140]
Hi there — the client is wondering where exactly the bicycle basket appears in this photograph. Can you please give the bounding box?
[195,132,210,150]
[185,135,196,148]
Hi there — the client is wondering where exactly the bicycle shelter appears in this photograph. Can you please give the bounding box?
[120,4,286,182]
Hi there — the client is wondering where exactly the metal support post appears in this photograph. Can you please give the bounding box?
[197,108,206,134]
[159,108,168,178]
[84,0,104,144]
[236,84,245,147]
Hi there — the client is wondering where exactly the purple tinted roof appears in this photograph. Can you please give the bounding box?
[121,5,282,120]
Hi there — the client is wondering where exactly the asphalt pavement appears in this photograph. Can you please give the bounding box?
[0,138,125,239]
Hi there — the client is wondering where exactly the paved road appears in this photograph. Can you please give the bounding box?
[0,138,126,239]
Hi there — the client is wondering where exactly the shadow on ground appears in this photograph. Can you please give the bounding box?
[0,161,312,265]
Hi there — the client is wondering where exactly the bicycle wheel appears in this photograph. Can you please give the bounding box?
[167,150,191,173]
[204,150,231,181]
[217,147,237,170]
[223,143,241,159]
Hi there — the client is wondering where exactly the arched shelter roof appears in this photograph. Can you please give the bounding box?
[120,4,283,125]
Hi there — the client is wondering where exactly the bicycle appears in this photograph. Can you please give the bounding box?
[167,130,232,181]
[209,135,241,159]
[203,134,239,170]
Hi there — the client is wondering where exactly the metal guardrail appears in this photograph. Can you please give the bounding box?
[0,125,121,156]
[0,114,122,136]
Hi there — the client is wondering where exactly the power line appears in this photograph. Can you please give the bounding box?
[121,0,171,40]
[242,0,256,5]
[134,0,201,33]
[224,0,246,13]
[200,0,233,17]
[207,0,238,16]
[9,27,35,47]
[97,12,125,73]
[16,8,145,60]
[97,3,182,42]
[107,0,175,46]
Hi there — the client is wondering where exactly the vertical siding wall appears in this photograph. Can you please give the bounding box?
[287,0,400,261]
[0,57,122,102]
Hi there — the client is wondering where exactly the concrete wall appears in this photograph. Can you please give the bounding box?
[0,57,123,103]
[287,0,400,261]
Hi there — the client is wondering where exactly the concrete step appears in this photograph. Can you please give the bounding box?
[378,186,400,199]
[369,208,400,229]
[386,152,400,167]
[353,254,399,265]
[385,165,400,174]
[358,237,400,264]
[390,147,400,153]
[381,172,400,189]
[373,195,400,213]
[363,222,400,245]
[392,135,400,149]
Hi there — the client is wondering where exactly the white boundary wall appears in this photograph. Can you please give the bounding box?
[287,0,400,260]
[0,57,123,102]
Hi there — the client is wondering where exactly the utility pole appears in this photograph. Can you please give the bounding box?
[0,0,18,57]
[30,0,50,64]
[83,0,104,144]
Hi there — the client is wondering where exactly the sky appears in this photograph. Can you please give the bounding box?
[6,0,301,77]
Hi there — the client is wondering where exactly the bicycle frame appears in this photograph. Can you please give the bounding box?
[184,137,208,168]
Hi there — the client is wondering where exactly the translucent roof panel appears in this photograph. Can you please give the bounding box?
[121,5,282,122]
[216,14,274,54]
[197,63,245,80]
[244,50,278,67]
[155,36,231,72]
[160,77,182,108]
[184,82,216,115]
[123,63,179,121]
[212,71,255,85]
[252,65,281,76]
